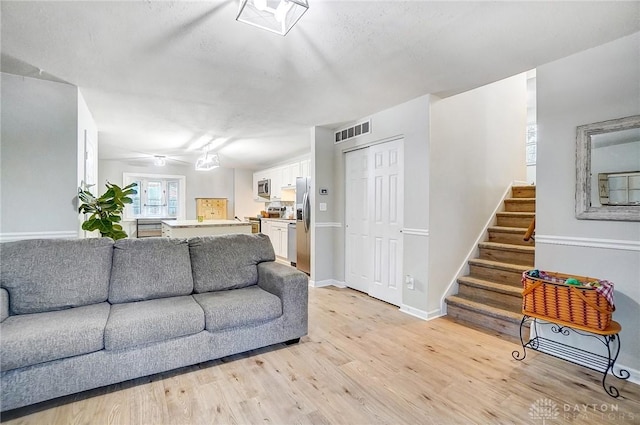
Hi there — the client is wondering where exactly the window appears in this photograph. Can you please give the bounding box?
[123,173,186,220]
[526,124,537,165]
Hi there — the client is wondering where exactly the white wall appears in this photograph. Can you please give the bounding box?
[77,89,99,237]
[234,168,262,219]
[429,73,527,314]
[311,126,337,285]
[536,32,640,372]
[99,160,236,235]
[1,73,79,240]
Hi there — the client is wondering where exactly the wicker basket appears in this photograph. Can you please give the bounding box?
[521,271,614,330]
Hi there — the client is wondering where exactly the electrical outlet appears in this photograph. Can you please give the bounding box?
[405,275,414,290]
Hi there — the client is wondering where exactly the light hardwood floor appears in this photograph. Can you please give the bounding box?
[2,286,639,424]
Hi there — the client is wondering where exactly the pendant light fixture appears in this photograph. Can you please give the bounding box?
[236,0,309,36]
[195,145,220,171]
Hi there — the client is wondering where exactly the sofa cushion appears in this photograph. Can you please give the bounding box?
[1,288,9,322]
[193,286,282,332]
[104,295,205,351]
[189,234,275,293]
[0,238,114,314]
[109,238,194,304]
[0,302,110,371]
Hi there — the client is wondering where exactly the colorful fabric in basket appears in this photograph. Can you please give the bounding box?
[595,280,615,307]
[525,270,614,307]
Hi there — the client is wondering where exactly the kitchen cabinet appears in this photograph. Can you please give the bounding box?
[282,162,300,188]
[272,221,288,258]
[196,198,227,220]
[300,159,310,178]
[261,219,290,258]
[270,167,283,200]
[261,219,271,239]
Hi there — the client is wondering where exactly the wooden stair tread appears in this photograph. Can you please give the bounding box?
[504,198,535,202]
[445,295,524,323]
[478,241,535,253]
[496,211,535,217]
[457,276,522,297]
[468,258,530,273]
[488,226,530,234]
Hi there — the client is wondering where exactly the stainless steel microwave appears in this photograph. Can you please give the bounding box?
[257,179,271,198]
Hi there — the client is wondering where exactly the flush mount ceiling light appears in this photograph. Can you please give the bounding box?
[153,155,166,166]
[236,0,309,36]
[195,150,220,171]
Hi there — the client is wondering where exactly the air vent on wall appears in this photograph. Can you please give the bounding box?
[334,119,371,144]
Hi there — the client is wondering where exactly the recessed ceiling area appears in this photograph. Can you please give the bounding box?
[2,1,639,169]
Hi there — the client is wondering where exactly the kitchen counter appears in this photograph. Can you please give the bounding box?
[260,218,296,223]
[162,219,251,227]
[161,219,252,238]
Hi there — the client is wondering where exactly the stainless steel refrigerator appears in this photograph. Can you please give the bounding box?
[296,177,311,275]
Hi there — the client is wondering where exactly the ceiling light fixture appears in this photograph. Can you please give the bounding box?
[236,0,309,36]
[153,155,166,166]
[195,145,220,171]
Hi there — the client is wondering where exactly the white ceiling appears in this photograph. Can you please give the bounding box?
[2,1,639,170]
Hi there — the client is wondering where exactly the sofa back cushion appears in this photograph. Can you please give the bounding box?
[109,238,194,303]
[0,238,114,314]
[189,234,275,293]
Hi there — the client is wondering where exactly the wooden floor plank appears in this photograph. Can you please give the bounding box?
[2,286,639,425]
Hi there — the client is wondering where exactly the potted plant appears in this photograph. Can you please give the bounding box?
[78,182,137,240]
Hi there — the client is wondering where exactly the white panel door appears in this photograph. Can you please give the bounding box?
[345,148,371,293]
[368,139,404,306]
[344,139,404,306]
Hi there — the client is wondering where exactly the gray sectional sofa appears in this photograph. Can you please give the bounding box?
[0,234,308,412]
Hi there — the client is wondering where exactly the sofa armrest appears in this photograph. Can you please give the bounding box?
[257,262,308,340]
[1,288,9,322]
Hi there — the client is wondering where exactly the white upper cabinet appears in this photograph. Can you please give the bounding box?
[270,166,283,200]
[282,162,300,188]
[300,159,310,178]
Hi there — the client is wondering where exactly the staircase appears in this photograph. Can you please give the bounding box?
[445,185,535,339]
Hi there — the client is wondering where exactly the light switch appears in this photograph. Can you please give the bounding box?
[319,203,327,211]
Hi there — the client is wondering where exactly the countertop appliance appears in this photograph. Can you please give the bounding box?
[266,206,286,218]
[257,178,271,198]
[296,177,311,275]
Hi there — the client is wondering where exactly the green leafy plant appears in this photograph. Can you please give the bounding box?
[78,182,137,240]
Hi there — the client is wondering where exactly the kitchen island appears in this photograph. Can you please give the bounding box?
[161,219,252,238]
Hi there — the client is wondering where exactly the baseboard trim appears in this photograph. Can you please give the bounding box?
[399,304,441,321]
[535,235,640,252]
[0,231,79,243]
[617,364,640,386]
[309,279,346,288]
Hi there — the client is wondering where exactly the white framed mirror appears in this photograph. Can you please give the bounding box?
[576,115,640,221]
